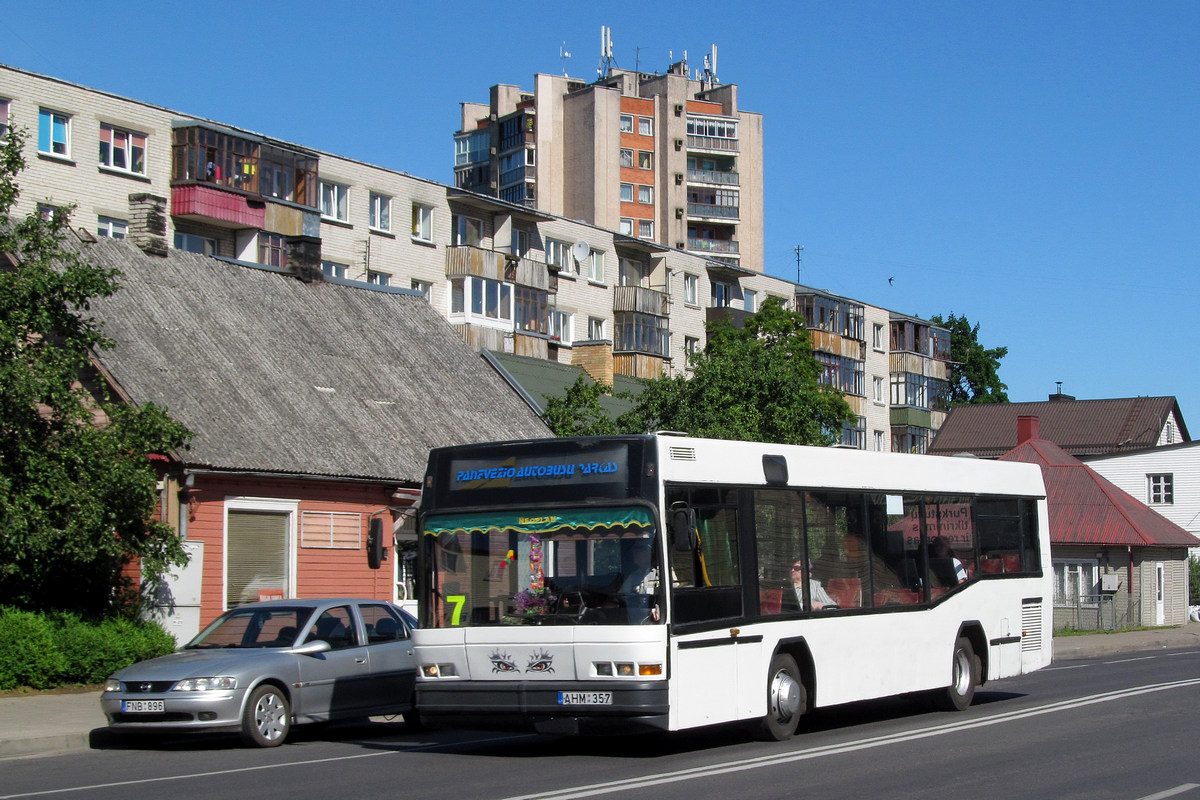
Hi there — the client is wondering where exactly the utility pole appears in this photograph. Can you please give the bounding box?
[794,245,803,285]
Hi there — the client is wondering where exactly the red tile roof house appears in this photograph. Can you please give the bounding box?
[78,234,550,642]
[999,417,1198,630]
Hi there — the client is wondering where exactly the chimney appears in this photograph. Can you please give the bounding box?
[285,235,323,283]
[127,193,169,256]
[1017,416,1040,444]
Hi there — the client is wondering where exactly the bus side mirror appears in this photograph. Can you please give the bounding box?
[368,518,385,569]
[669,503,697,552]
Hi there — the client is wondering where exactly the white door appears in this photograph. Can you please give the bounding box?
[1156,563,1165,625]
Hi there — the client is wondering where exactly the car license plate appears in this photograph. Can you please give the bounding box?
[557,691,612,705]
[121,699,164,713]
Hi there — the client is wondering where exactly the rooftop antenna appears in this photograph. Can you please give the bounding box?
[559,42,572,76]
[794,244,804,285]
[702,44,719,87]
[598,26,615,78]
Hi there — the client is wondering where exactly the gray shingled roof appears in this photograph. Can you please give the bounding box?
[929,397,1188,459]
[79,238,548,482]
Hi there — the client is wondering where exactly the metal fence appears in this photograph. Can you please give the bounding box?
[1053,594,1142,631]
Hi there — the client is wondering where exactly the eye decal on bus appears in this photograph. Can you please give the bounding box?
[489,651,519,673]
[526,650,555,673]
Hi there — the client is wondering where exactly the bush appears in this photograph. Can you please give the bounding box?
[0,607,68,690]
[0,608,177,690]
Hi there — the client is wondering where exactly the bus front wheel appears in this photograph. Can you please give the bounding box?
[757,653,805,741]
[933,636,978,712]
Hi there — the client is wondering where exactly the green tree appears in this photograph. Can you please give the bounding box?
[543,297,854,445]
[542,375,630,437]
[929,312,1009,406]
[0,124,192,617]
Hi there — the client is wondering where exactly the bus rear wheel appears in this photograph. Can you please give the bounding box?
[933,636,978,712]
[757,653,805,741]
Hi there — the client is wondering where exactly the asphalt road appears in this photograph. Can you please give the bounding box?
[2,649,1198,800]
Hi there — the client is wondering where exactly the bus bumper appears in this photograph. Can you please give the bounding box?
[416,680,670,735]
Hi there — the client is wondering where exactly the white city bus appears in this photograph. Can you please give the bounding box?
[411,433,1051,739]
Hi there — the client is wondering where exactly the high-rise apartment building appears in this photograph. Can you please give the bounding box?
[454,47,764,273]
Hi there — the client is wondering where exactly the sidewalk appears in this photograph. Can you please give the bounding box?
[3,622,1199,760]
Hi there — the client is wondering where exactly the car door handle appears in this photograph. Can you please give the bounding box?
[355,657,367,664]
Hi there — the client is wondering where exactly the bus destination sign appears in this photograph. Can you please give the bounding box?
[450,445,629,491]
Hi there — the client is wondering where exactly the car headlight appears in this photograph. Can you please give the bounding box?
[104,679,122,692]
[172,676,238,691]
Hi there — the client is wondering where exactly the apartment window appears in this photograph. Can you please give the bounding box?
[549,309,573,344]
[369,192,391,231]
[744,289,757,313]
[620,183,634,203]
[321,260,347,279]
[511,228,531,258]
[872,323,886,351]
[38,108,71,157]
[515,285,550,334]
[684,273,699,305]
[98,124,146,175]
[615,311,668,356]
[588,250,605,283]
[320,181,349,222]
[619,258,645,287]
[1148,474,1174,504]
[546,238,571,271]
[175,232,216,255]
[638,151,653,169]
[619,114,634,133]
[588,317,606,340]
[449,276,512,325]
[452,214,482,247]
[638,117,653,136]
[620,148,634,168]
[412,203,433,242]
[0,99,9,138]
[873,430,885,452]
[638,185,653,204]
[411,279,432,300]
[367,270,391,286]
[712,280,732,308]
[841,417,867,450]
[96,216,127,239]
[638,220,654,239]
[619,218,633,236]
[684,336,699,358]
[259,233,287,268]
[300,511,361,549]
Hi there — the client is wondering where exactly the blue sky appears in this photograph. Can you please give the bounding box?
[3,1,1197,427]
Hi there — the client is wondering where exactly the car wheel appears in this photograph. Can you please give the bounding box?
[756,653,805,741]
[933,636,977,712]
[241,684,291,747]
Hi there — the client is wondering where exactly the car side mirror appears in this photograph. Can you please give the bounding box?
[669,502,697,552]
[290,640,332,656]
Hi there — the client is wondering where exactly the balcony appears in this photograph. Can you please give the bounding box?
[687,169,739,186]
[687,134,739,153]
[688,203,740,220]
[687,238,740,255]
[446,245,550,290]
[613,285,669,316]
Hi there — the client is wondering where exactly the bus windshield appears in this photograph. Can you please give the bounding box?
[422,505,662,627]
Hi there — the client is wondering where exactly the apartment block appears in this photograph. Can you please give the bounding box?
[454,51,764,273]
[0,62,949,452]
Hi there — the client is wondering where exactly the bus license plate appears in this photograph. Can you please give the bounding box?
[122,700,164,713]
[558,691,612,706]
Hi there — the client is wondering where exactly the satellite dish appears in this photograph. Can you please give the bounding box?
[571,240,590,264]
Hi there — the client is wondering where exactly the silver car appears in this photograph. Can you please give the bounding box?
[101,598,418,747]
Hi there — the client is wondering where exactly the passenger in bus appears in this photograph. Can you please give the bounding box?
[929,537,968,586]
[791,561,835,610]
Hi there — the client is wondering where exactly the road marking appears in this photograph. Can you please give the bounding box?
[1104,656,1160,665]
[0,735,536,799]
[498,678,1200,800]
[1137,784,1200,800]
[1043,664,1090,671]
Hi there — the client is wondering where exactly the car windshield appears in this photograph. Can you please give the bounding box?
[423,505,662,627]
[185,606,309,649]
